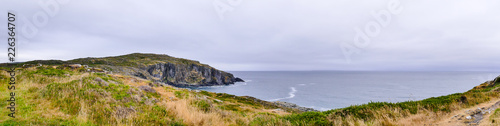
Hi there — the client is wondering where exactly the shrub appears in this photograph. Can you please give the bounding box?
[283,111,331,126]
[193,100,211,112]
[174,90,189,99]
[29,67,71,77]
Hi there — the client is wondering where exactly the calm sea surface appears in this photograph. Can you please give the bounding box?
[191,71,500,111]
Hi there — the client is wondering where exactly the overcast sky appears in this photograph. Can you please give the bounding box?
[2,0,500,71]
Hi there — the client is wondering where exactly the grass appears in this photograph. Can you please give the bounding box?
[174,90,189,99]
[193,100,212,112]
[199,91,286,111]
[28,66,71,77]
[490,108,500,124]
[219,104,242,111]
[100,82,131,100]
[0,67,183,125]
[2,64,500,126]
[66,53,209,68]
[0,65,297,126]
[272,79,500,125]
[1,53,239,88]
[282,111,331,126]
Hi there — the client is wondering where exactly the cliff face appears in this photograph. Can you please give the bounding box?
[144,63,240,86]
[84,53,246,86]
[10,53,244,86]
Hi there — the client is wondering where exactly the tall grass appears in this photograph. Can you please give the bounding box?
[0,67,183,125]
[248,78,500,125]
[2,66,499,126]
[0,66,296,126]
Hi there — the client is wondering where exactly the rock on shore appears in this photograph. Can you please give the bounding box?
[272,101,318,112]
[141,63,243,86]
[11,53,245,87]
[92,53,245,86]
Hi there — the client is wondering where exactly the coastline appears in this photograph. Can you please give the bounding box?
[194,71,500,111]
[2,64,500,125]
[2,55,500,125]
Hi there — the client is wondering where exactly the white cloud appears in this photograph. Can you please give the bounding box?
[1,0,499,71]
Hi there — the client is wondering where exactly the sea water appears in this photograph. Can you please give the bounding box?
[192,71,500,111]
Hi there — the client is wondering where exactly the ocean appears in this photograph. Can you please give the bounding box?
[191,71,500,111]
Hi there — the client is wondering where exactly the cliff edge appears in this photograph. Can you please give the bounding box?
[8,53,244,86]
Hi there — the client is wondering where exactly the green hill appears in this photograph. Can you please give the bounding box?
[3,53,244,86]
[1,53,500,125]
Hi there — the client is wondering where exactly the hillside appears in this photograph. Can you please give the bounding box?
[0,65,307,125]
[3,53,244,86]
[1,54,500,125]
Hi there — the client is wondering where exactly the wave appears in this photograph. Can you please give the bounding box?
[268,87,297,101]
[234,82,248,86]
[289,87,297,98]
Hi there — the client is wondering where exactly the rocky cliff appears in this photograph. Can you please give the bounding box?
[76,53,245,86]
[9,53,244,86]
[141,63,242,86]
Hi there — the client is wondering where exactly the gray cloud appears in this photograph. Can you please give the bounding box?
[2,0,500,71]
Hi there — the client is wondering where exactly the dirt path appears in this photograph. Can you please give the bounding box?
[433,99,500,126]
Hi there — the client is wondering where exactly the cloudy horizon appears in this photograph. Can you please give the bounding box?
[2,0,500,71]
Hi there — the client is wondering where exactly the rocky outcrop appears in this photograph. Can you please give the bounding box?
[493,76,500,85]
[272,101,318,112]
[235,77,245,82]
[474,75,500,90]
[142,63,241,86]
[8,53,245,87]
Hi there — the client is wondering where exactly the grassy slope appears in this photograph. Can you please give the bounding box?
[0,66,299,126]
[1,65,499,125]
[2,53,209,69]
[1,53,238,85]
[68,53,210,68]
[0,53,216,77]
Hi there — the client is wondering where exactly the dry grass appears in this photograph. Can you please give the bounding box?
[324,96,499,125]
[0,66,297,125]
[163,99,228,126]
[325,102,497,126]
[485,108,500,126]
[4,65,499,126]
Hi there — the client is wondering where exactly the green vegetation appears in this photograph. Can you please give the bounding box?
[272,79,500,125]
[174,90,189,99]
[0,67,184,125]
[199,91,280,110]
[193,100,212,112]
[108,83,131,100]
[40,76,182,125]
[0,65,300,125]
[490,108,500,125]
[219,104,242,111]
[28,66,71,77]
[283,111,331,126]
[1,53,239,87]
[67,53,209,68]
[1,61,500,125]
